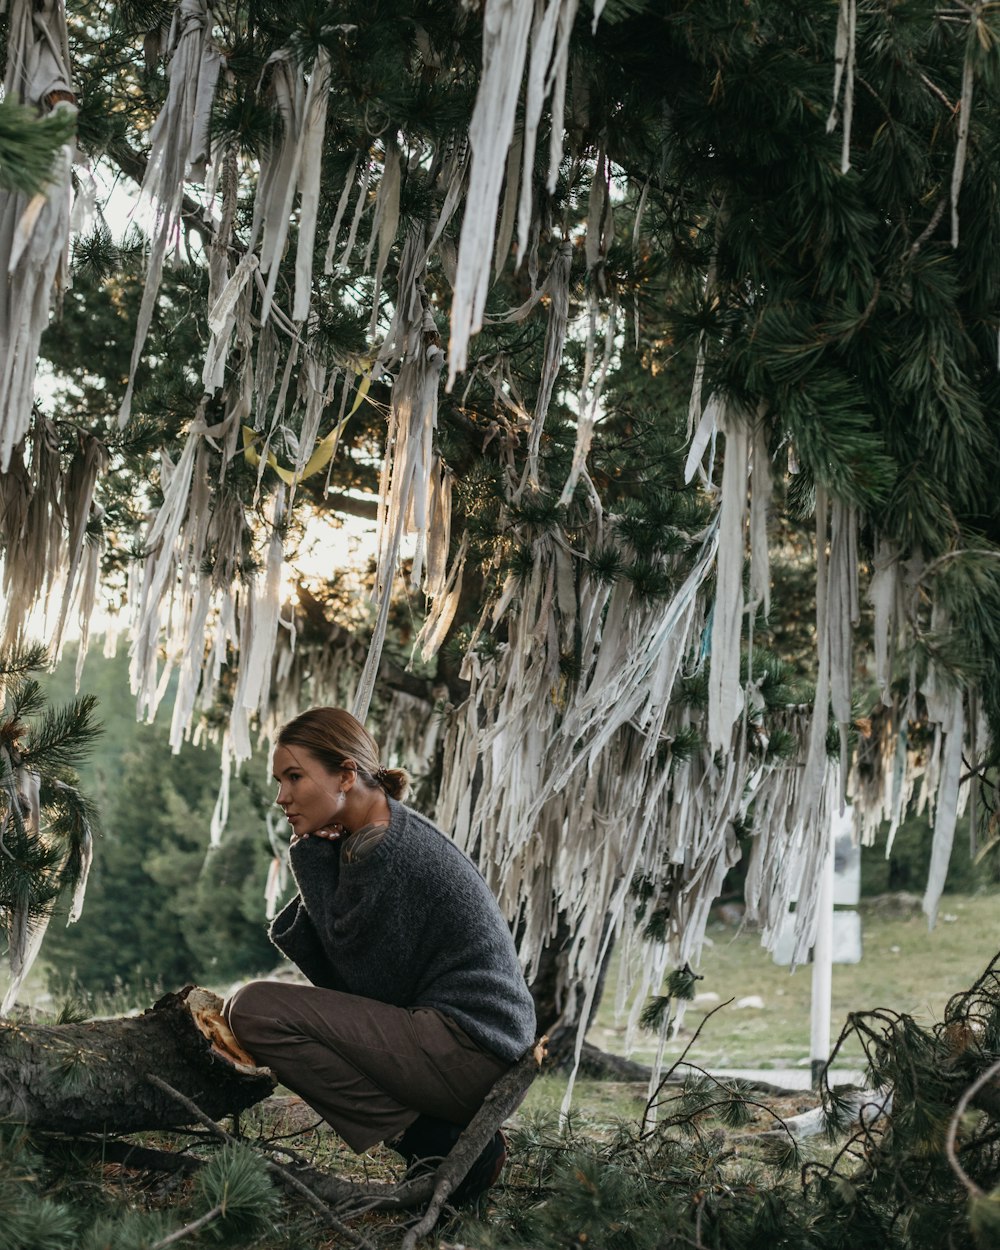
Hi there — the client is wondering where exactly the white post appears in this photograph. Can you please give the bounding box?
[810,814,835,1089]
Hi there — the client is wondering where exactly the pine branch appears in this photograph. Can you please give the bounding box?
[640,964,702,1030]
[148,1203,224,1250]
[907,196,949,259]
[4,679,47,727]
[145,1075,373,1249]
[0,99,75,196]
[41,778,100,838]
[640,998,736,1136]
[22,696,103,774]
[0,645,49,679]
[310,490,380,521]
[39,778,100,887]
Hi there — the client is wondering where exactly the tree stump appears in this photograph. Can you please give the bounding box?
[0,985,274,1133]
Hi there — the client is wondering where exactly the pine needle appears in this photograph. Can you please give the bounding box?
[0,98,75,196]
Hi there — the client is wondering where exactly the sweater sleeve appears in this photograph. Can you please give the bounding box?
[285,837,344,938]
[267,839,348,991]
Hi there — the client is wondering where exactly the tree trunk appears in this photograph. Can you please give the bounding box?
[530,910,634,1076]
[0,986,274,1134]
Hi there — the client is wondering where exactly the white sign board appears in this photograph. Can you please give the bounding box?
[832,805,861,906]
[772,908,862,966]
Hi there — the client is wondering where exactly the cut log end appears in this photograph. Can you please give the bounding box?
[176,985,271,1076]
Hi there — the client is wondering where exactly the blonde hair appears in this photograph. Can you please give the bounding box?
[276,707,409,801]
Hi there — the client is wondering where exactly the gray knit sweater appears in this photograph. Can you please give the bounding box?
[269,797,536,1064]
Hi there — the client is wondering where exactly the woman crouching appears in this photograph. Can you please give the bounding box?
[225,706,536,1202]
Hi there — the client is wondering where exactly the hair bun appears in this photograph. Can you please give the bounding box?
[377,765,409,801]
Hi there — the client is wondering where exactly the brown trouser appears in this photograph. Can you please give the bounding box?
[224,981,509,1152]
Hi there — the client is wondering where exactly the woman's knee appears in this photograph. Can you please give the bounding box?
[224,980,284,1049]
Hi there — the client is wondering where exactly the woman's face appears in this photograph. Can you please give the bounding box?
[272,744,345,837]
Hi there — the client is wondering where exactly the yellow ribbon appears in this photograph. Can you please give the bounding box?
[242,424,339,485]
[241,371,373,484]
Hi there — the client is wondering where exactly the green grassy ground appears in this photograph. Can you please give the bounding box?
[587,890,1000,1072]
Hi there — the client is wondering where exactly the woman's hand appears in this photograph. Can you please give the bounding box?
[290,826,344,846]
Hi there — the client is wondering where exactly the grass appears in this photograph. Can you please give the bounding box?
[522,1075,650,1124]
[588,889,1000,1073]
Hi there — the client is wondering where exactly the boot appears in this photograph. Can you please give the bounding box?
[391,1114,507,1204]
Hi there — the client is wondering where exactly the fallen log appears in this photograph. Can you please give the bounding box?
[733,1086,893,1150]
[0,986,275,1134]
[7,987,542,1238]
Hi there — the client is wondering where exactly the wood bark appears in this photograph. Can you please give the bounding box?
[0,986,274,1134]
[530,909,626,1075]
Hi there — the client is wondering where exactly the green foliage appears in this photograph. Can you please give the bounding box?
[41,714,280,994]
[194,1143,280,1239]
[666,725,701,764]
[744,649,797,707]
[460,954,1000,1250]
[0,1129,78,1250]
[970,1188,1000,1248]
[860,808,1000,896]
[34,645,281,995]
[919,551,1000,757]
[0,648,103,955]
[0,99,75,196]
[460,1092,808,1250]
[764,727,798,761]
[22,696,101,775]
[533,1150,663,1249]
[639,963,701,1029]
[77,1210,174,1250]
[0,1129,276,1250]
[811,953,1000,1249]
[4,948,1000,1250]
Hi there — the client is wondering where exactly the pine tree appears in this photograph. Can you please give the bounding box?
[0,645,101,1013]
[41,719,279,996]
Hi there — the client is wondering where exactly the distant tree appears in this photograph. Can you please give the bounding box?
[42,720,279,995]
